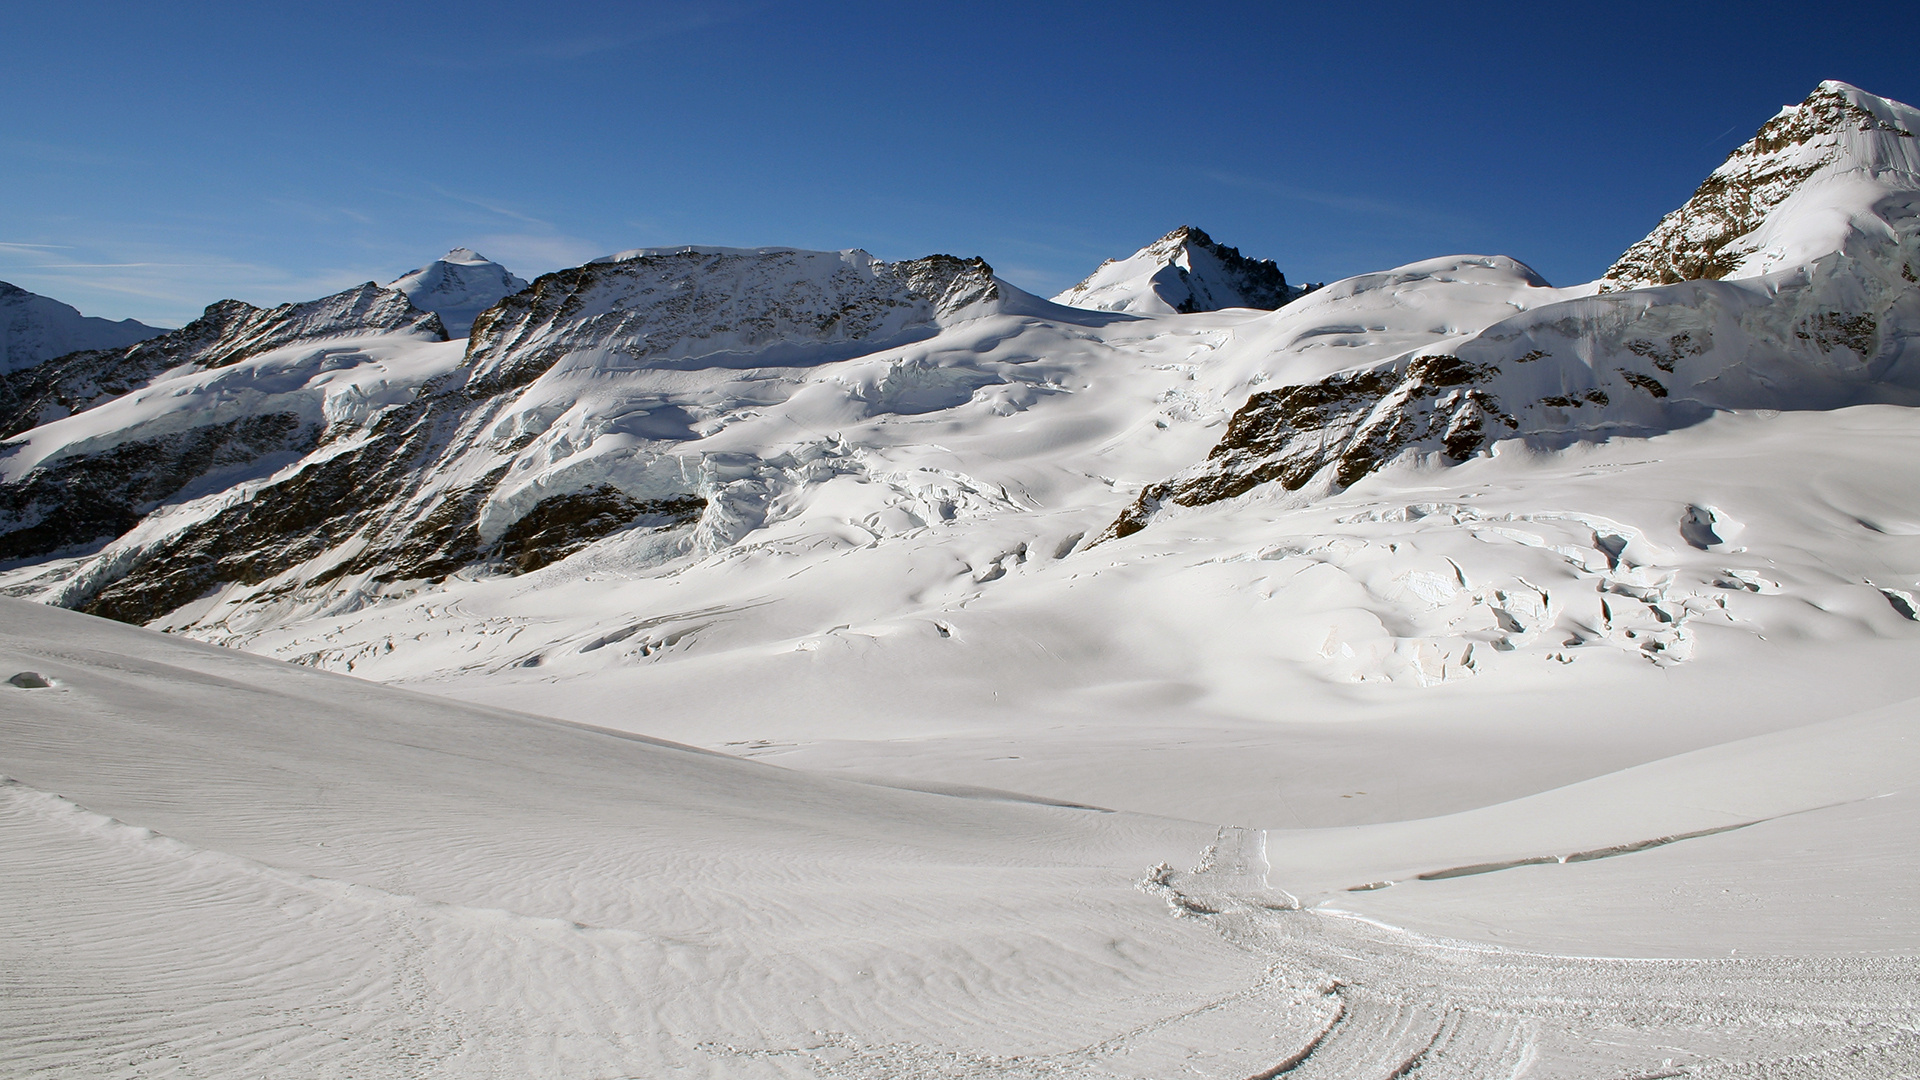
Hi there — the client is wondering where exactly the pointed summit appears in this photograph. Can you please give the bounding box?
[389,249,530,337]
[1053,226,1310,314]
[1604,81,1920,289]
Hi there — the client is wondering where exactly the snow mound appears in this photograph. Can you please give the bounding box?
[388,248,530,337]
[0,281,163,374]
[1053,226,1311,314]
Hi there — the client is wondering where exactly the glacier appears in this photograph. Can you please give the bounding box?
[4,80,1920,1078]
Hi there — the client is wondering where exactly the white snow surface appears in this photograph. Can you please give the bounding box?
[388,248,529,337]
[0,280,163,373]
[5,599,1917,1077]
[5,82,1920,1077]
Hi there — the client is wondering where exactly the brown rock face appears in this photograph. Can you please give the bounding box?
[1097,355,1514,542]
[495,486,705,573]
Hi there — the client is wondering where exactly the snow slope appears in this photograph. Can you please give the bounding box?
[5,598,1915,1078]
[0,280,162,374]
[389,248,529,337]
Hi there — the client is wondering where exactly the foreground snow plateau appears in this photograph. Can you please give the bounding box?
[4,600,1915,1078]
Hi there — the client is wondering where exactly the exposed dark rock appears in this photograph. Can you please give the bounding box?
[0,412,314,562]
[494,486,706,573]
[1098,354,1512,542]
[1624,331,1712,373]
[1619,370,1670,397]
[1794,311,1877,356]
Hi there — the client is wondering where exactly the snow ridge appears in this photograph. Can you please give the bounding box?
[0,281,162,375]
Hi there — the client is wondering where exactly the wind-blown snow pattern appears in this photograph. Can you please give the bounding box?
[389,248,530,337]
[0,280,162,374]
[1053,225,1311,313]
[6,82,1920,1077]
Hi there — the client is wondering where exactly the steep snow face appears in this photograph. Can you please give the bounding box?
[1053,226,1308,314]
[0,282,162,374]
[388,248,529,337]
[465,246,999,392]
[1605,81,1920,288]
[0,247,1021,625]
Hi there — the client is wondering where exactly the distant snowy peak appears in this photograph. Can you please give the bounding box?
[1052,226,1310,314]
[389,249,529,337]
[465,246,999,393]
[0,282,163,375]
[1605,81,1920,289]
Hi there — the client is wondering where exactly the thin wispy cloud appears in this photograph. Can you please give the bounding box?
[425,187,556,229]
[470,232,607,272]
[1204,170,1472,232]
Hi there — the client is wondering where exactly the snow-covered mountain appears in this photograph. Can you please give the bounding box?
[0,281,163,374]
[388,248,529,337]
[1605,80,1920,288]
[4,81,1918,663]
[0,282,445,563]
[1052,225,1312,313]
[9,81,1920,1078]
[0,246,1009,623]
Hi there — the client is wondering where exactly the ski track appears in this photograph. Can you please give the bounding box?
[6,771,1916,1078]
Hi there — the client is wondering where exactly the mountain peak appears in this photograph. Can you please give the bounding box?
[0,281,165,375]
[1604,81,1920,289]
[389,250,530,337]
[1053,226,1309,314]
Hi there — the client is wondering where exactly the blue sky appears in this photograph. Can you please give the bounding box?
[4,1,1915,327]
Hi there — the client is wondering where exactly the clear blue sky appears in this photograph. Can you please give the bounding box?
[4,1,1915,327]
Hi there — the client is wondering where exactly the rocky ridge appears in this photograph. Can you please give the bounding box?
[0,283,445,440]
[465,247,998,394]
[1604,81,1920,289]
